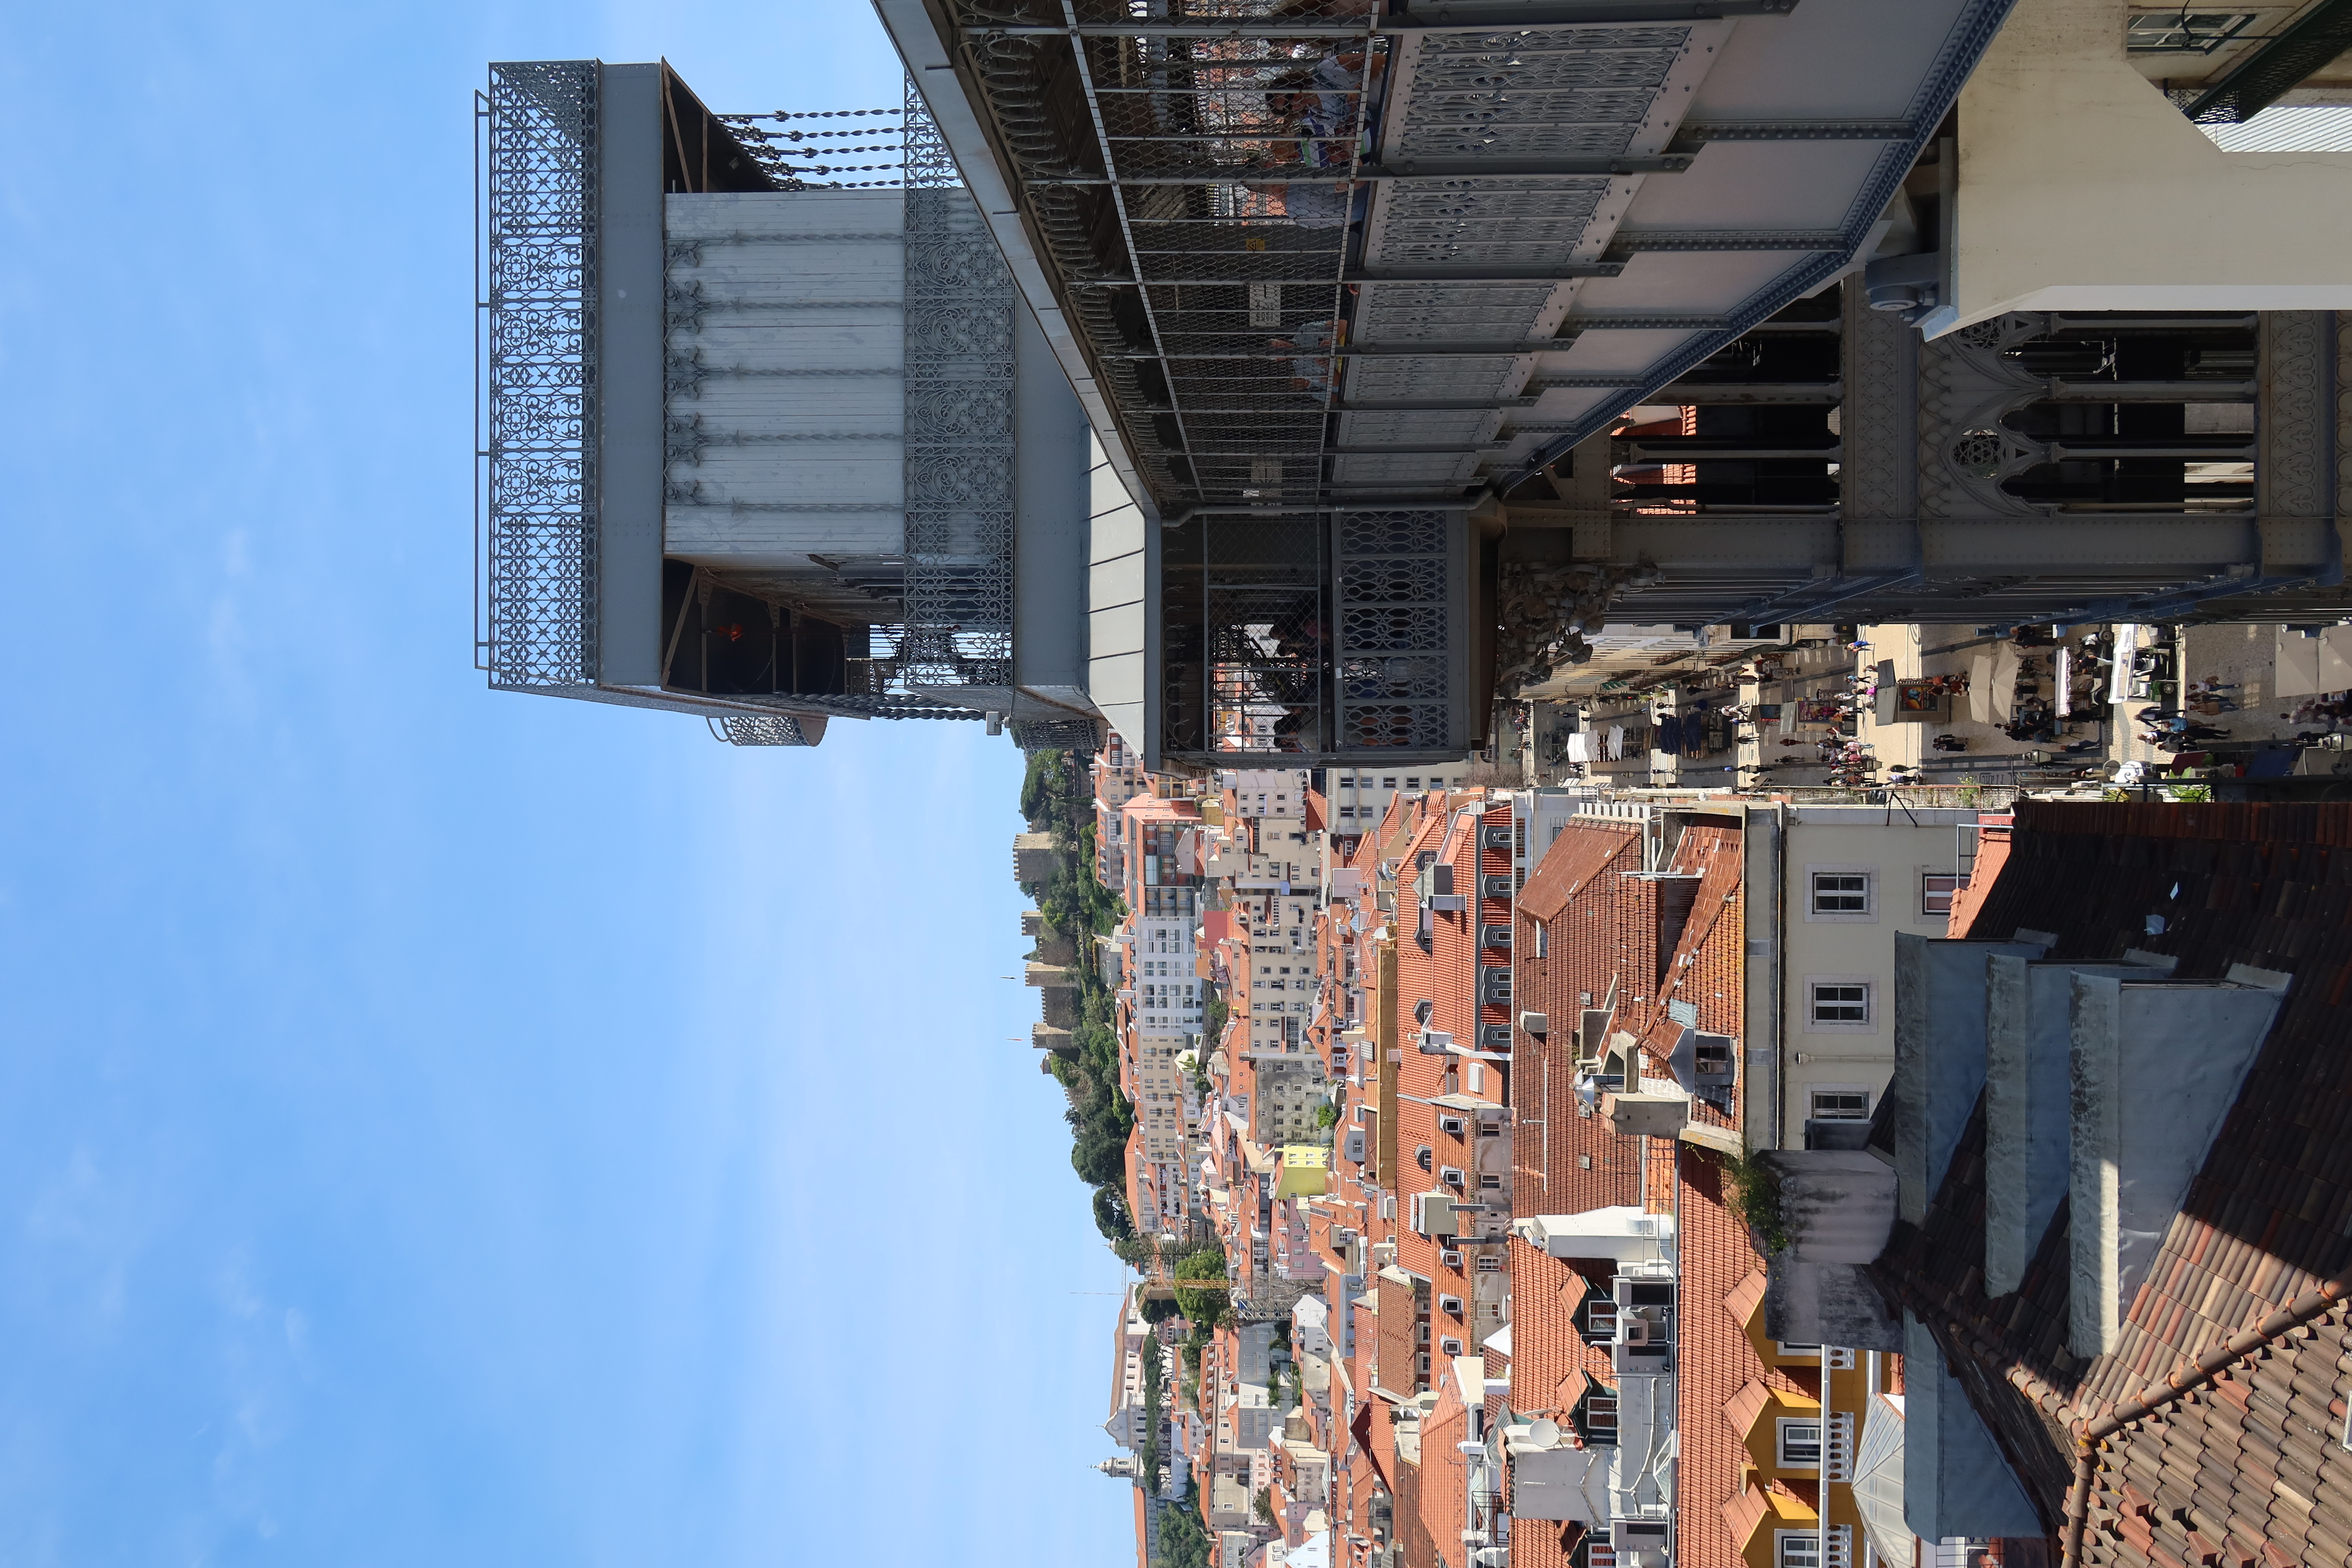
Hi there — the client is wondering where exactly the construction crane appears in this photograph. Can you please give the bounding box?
[1135,1271,1234,1293]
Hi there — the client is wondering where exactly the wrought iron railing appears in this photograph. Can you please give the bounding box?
[947,1,1378,511]
[899,74,1017,689]
[479,61,600,691]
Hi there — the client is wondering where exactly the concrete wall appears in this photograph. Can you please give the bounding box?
[2068,971,2284,1357]
[1761,1150,1901,1351]
[1781,810,1988,1150]
[1947,0,2352,330]
[661,190,907,570]
[595,64,668,686]
[1014,300,1092,705]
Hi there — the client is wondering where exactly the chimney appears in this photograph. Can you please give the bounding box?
[1891,933,2049,1225]
[1981,950,2173,1297]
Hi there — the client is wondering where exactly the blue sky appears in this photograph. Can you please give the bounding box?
[0,5,1130,1564]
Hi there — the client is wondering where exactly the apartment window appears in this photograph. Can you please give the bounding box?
[1806,979,1874,1030]
[1406,777,1421,789]
[1580,1395,1618,1441]
[1921,871,1962,916]
[1382,777,1398,789]
[1807,868,1874,920]
[1810,1087,1871,1120]
[1775,1531,1822,1568]
[2124,11,2252,52]
[1777,1419,1823,1467]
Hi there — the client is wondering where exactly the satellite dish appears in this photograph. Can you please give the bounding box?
[1528,1418,1561,1448]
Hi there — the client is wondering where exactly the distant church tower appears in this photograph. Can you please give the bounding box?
[1094,1455,1139,1481]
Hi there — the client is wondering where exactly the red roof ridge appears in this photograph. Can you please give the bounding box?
[1718,1483,1772,1546]
[2060,1279,2352,1567]
[1721,1268,1768,1328]
[1723,1378,1773,1439]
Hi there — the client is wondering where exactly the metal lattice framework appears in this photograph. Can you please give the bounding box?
[709,714,817,746]
[898,75,1018,689]
[481,61,599,690]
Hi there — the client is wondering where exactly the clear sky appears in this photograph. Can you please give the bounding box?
[0,5,1131,1564]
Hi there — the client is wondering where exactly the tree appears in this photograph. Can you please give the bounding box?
[1073,1129,1127,1187]
[1173,1246,1231,1328]
[1159,1487,1212,1568]
[1093,1185,1134,1242]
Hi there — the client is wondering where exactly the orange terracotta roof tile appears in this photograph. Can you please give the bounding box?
[1723,1378,1772,1439]
[1718,1485,1771,1551]
[1721,1268,1768,1330]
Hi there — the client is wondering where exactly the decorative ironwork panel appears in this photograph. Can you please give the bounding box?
[713,714,816,746]
[1333,509,1452,750]
[484,61,598,690]
[900,75,1016,688]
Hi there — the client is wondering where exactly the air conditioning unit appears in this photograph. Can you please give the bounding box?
[1441,1249,1464,1270]
[1622,1319,1654,1346]
[1439,1295,1464,1316]
[1440,1335,1465,1355]
[1418,1028,1455,1055]
[1519,1010,1549,1036]
[1439,1115,1467,1136]
[1441,1166,1466,1188]
[1411,1191,1459,1237]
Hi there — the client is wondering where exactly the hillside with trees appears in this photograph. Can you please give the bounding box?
[1015,749,1134,1238]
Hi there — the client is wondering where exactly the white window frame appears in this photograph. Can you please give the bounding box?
[1776,1417,1824,1467]
[1920,869,1962,918]
[1804,865,1877,923]
[1775,1529,1822,1568]
[1803,977,1876,1033]
[1809,1084,1873,1120]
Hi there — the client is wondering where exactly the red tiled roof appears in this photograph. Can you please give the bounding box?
[1506,1240,1616,1417]
[1877,802,2352,1560]
[1517,818,1634,925]
[1417,1371,1470,1564]
[1718,1485,1771,1555]
[1677,1145,1805,1568]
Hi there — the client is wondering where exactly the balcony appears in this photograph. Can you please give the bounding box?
[1824,1410,1855,1483]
